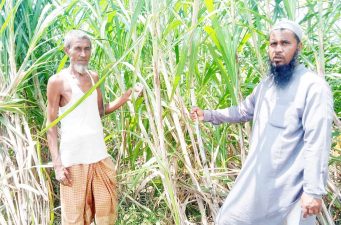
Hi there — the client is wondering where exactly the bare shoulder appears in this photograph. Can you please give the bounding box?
[47,70,68,91]
[88,70,99,82]
[48,71,65,86]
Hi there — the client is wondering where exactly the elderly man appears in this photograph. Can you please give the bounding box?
[47,30,140,224]
[191,19,333,225]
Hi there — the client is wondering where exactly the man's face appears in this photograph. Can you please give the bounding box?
[65,38,91,67]
[268,29,301,66]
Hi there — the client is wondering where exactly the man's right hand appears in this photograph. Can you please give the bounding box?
[301,192,322,218]
[55,165,72,187]
[190,107,204,121]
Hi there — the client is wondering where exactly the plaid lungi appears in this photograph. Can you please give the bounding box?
[60,157,118,225]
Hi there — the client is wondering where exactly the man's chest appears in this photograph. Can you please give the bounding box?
[254,83,306,131]
[59,76,93,107]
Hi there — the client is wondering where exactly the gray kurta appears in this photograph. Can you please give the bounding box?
[204,64,333,225]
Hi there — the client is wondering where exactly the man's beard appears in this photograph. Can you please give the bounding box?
[268,50,298,88]
[74,63,88,75]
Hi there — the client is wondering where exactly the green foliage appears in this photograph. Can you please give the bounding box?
[1,0,340,224]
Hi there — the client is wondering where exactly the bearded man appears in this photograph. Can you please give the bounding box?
[47,30,141,224]
[191,19,333,225]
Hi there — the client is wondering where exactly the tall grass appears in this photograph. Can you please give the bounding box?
[0,0,340,224]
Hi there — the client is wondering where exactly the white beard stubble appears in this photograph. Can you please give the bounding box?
[74,64,88,75]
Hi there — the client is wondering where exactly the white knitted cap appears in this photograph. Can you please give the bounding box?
[271,19,303,41]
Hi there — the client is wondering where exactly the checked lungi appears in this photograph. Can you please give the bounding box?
[60,157,118,225]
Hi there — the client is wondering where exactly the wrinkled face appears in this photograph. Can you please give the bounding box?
[268,29,301,66]
[65,38,91,67]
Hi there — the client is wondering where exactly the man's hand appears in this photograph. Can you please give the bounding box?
[128,83,144,101]
[55,165,72,187]
[190,107,204,121]
[301,192,322,218]
[133,83,144,98]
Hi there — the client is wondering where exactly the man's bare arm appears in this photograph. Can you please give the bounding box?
[92,73,132,117]
[47,76,62,167]
[46,76,72,186]
[102,89,132,116]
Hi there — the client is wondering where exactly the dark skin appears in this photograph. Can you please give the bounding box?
[190,29,322,219]
[47,38,133,187]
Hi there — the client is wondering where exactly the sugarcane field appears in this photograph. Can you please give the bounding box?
[0,0,340,224]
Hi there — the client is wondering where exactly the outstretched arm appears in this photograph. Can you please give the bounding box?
[92,73,132,117]
[99,88,132,117]
[93,73,143,117]
[191,83,261,125]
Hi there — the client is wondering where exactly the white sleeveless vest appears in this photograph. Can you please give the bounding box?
[59,73,109,167]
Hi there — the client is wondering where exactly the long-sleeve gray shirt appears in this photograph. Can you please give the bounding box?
[204,65,333,225]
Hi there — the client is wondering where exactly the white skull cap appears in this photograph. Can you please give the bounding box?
[271,19,303,41]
